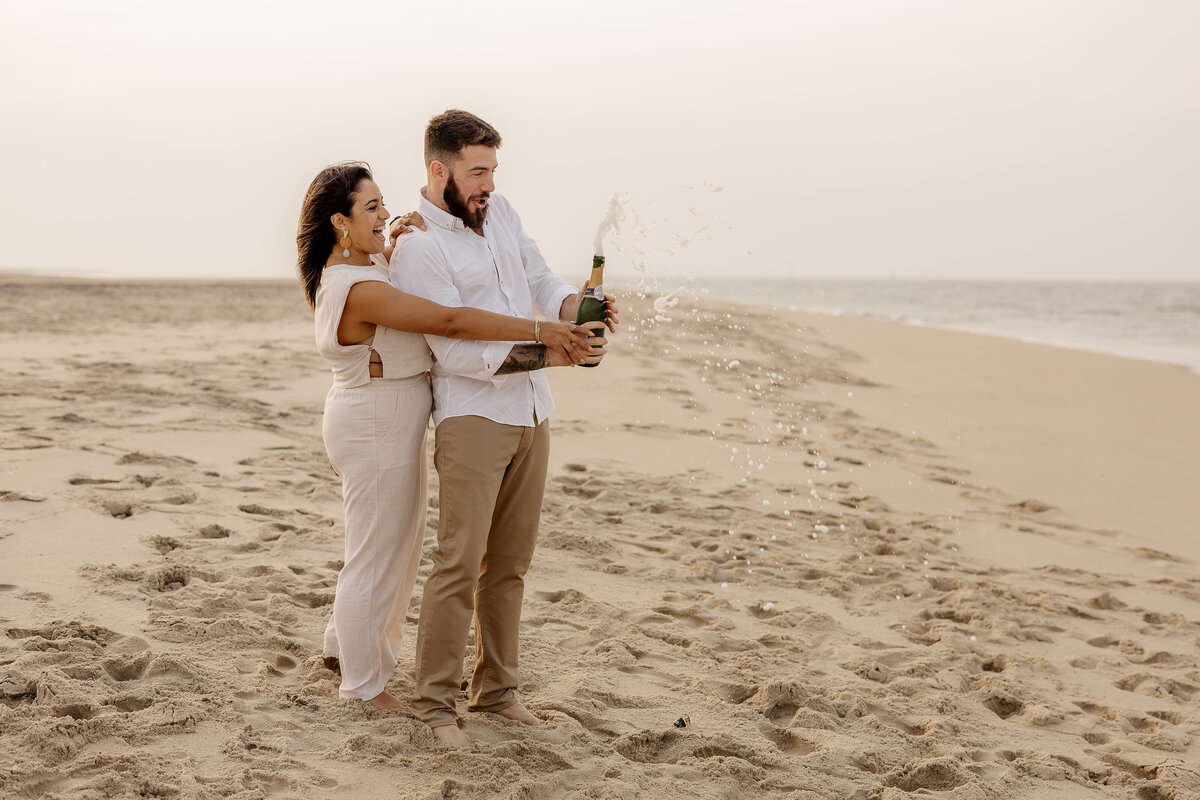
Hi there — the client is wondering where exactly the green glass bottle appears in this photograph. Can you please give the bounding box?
[574,255,609,368]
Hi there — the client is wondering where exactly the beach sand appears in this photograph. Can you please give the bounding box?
[1,276,1197,799]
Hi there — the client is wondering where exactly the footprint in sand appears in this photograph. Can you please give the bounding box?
[103,652,153,682]
[68,476,122,486]
[1123,712,1192,752]
[2,622,155,723]
[981,692,1024,720]
[560,482,605,500]
[100,499,135,518]
[155,492,197,506]
[1114,672,1197,702]
[234,652,300,678]
[1074,700,1119,722]
[117,452,197,468]
[745,679,806,723]
[147,535,184,554]
[148,565,192,591]
[648,603,714,630]
[0,490,46,502]
[238,503,290,517]
[614,728,780,773]
[883,759,972,793]
[760,725,818,755]
[198,524,232,539]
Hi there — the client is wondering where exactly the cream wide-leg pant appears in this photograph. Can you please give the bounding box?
[321,374,432,700]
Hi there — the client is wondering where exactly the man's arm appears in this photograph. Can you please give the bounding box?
[496,340,606,374]
[494,196,576,319]
[496,345,551,375]
[495,199,620,329]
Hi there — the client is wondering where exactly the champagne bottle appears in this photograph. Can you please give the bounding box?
[574,255,609,368]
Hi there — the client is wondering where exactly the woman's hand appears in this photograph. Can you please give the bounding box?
[540,320,605,365]
[388,211,427,244]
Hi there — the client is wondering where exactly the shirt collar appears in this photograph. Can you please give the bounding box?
[418,188,467,232]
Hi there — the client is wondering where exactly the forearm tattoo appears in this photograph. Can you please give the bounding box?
[496,344,549,374]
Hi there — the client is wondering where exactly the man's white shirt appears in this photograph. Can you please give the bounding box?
[389,191,575,428]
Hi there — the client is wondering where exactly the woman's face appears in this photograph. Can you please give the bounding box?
[338,179,390,258]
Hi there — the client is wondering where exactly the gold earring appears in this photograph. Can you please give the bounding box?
[340,229,351,258]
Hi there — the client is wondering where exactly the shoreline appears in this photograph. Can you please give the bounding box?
[797,313,1200,378]
[676,277,1200,376]
[4,269,1198,375]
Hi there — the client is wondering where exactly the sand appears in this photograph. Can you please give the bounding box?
[1,275,1197,800]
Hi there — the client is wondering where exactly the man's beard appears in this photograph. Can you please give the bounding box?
[444,172,488,229]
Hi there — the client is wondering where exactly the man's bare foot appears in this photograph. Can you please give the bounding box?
[495,702,541,726]
[366,690,405,711]
[431,724,471,748]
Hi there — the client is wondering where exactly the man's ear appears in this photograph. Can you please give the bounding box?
[430,159,448,181]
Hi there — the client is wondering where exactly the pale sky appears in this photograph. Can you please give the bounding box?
[1,0,1197,282]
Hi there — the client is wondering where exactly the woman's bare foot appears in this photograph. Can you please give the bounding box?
[431,724,471,748]
[366,690,405,711]
[495,702,541,726]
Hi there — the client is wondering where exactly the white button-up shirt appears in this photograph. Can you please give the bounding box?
[389,190,576,428]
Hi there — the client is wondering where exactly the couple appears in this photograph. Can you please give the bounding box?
[295,110,617,747]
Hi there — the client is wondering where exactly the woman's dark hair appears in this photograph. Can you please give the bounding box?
[296,161,373,309]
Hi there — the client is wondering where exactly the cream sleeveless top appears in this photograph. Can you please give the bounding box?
[313,255,433,388]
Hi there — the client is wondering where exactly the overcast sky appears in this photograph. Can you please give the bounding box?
[1,0,1197,283]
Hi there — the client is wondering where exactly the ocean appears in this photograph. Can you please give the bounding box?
[673,279,1200,375]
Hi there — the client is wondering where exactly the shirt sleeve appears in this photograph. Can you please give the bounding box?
[389,232,513,381]
[501,198,576,320]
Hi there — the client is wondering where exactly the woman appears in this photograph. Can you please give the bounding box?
[297,161,597,710]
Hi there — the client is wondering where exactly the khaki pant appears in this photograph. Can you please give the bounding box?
[412,415,550,727]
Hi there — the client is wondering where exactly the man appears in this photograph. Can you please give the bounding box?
[390,109,617,747]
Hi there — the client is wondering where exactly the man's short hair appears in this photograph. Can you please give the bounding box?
[424,109,502,167]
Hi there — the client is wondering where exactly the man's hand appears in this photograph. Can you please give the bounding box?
[495,338,606,373]
[599,295,619,333]
[560,281,620,333]
[581,334,607,366]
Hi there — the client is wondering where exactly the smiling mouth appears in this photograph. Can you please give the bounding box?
[372,225,385,241]
[472,194,489,208]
